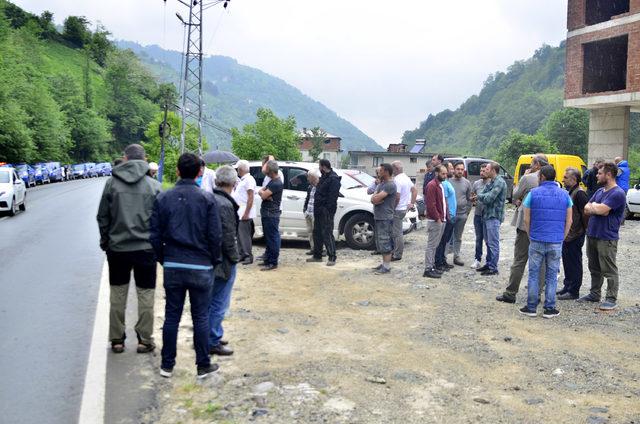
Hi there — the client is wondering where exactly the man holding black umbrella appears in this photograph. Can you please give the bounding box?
[307,159,341,266]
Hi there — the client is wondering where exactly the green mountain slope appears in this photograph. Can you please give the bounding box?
[401,43,639,158]
[117,41,383,152]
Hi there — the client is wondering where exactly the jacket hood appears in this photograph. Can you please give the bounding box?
[112,160,150,184]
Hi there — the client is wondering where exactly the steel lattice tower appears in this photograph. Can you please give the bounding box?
[175,0,229,155]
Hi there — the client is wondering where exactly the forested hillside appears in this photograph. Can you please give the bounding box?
[117,41,382,152]
[401,43,640,173]
[0,1,177,164]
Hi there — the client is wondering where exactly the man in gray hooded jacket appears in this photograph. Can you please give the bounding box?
[97,144,162,354]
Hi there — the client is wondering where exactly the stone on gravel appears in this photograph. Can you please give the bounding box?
[252,408,269,417]
[589,407,609,414]
[365,376,387,384]
[552,368,565,376]
[276,328,289,334]
[587,416,608,424]
[253,382,275,394]
[473,397,490,404]
[323,397,356,412]
[503,336,512,342]
[525,398,545,405]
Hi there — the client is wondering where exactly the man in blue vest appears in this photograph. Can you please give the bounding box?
[519,165,573,318]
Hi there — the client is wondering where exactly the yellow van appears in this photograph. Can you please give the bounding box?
[513,154,588,187]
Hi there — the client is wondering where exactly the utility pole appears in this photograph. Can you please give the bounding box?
[158,100,170,183]
[172,0,230,155]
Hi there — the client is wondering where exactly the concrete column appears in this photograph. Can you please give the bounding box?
[587,106,630,165]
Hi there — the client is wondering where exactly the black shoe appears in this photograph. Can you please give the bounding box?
[476,265,490,272]
[209,344,234,356]
[256,255,265,261]
[433,268,444,275]
[443,262,454,269]
[453,258,464,266]
[557,292,579,300]
[326,260,336,266]
[160,367,173,378]
[577,294,600,303]
[306,257,322,263]
[241,257,253,265]
[480,269,499,276]
[496,295,516,304]
[305,250,314,255]
[543,308,560,318]
[372,264,384,271]
[220,339,229,346]
[556,288,568,296]
[136,343,155,354]
[519,306,537,317]
[435,265,450,273]
[391,257,402,262]
[197,364,220,379]
[260,264,278,271]
[423,269,442,279]
[370,251,380,255]
[257,261,268,267]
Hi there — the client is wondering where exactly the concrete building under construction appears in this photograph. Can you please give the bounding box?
[564,0,640,163]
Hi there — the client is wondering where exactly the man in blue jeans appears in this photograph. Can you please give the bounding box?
[519,165,573,318]
[474,162,507,276]
[150,153,222,379]
[258,160,283,271]
[471,164,491,269]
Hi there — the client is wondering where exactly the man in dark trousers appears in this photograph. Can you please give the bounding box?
[150,153,222,379]
[258,160,284,271]
[307,159,341,266]
[557,167,589,300]
[422,154,443,197]
[97,144,162,355]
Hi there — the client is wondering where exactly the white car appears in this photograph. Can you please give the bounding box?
[245,161,415,250]
[0,167,27,216]
[626,182,640,219]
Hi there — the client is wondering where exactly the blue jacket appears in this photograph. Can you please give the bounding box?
[150,179,222,266]
[616,160,630,192]
[528,181,570,244]
[442,180,457,218]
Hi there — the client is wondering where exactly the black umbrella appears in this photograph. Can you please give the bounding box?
[203,150,239,164]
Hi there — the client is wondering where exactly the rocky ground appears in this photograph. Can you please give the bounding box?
[145,209,640,423]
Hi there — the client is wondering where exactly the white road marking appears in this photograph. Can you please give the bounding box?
[78,260,110,424]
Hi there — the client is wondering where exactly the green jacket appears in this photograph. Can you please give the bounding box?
[97,160,162,252]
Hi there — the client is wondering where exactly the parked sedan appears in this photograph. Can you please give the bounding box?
[71,164,87,179]
[15,164,36,187]
[84,163,98,178]
[0,167,27,216]
[95,162,112,176]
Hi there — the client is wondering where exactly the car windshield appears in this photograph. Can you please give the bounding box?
[73,165,84,170]
[16,165,27,172]
[351,171,376,187]
[34,165,43,171]
[336,171,364,189]
[0,171,9,183]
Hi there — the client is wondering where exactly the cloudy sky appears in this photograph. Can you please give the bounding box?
[14,0,568,146]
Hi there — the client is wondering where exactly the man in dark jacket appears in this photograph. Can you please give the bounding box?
[150,153,222,379]
[307,159,341,266]
[423,164,448,279]
[208,165,240,357]
[583,160,603,199]
[97,144,162,354]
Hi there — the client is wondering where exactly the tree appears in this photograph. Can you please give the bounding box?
[307,126,327,162]
[143,111,204,182]
[231,108,301,161]
[62,16,90,48]
[38,11,57,39]
[89,24,113,67]
[542,108,589,159]
[496,130,557,173]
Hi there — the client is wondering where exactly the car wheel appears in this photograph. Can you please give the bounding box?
[344,213,375,250]
[9,197,17,216]
[625,205,633,220]
[19,196,26,211]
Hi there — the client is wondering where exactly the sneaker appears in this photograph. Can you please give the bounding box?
[241,257,253,265]
[432,268,444,275]
[453,257,464,266]
[305,250,314,255]
[306,257,323,263]
[577,294,600,303]
[423,269,441,279]
[543,308,560,318]
[260,264,278,271]
[518,306,537,317]
[599,301,618,311]
[196,364,220,379]
[443,262,454,269]
[480,269,499,276]
[476,265,490,272]
[372,264,384,271]
[326,260,336,266]
[391,257,402,262]
[160,367,173,378]
[374,267,390,275]
[209,344,234,356]
[470,260,481,269]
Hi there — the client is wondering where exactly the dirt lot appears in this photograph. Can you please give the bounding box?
[147,209,640,423]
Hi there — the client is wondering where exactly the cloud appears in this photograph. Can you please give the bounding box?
[13,0,568,145]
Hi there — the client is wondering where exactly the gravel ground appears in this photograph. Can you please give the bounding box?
[145,208,640,423]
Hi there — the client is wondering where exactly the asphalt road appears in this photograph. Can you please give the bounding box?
[0,179,106,423]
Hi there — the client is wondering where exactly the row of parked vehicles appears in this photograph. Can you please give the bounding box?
[11,162,113,187]
[0,161,112,217]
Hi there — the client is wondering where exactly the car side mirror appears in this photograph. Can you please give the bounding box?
[635,184,640,190]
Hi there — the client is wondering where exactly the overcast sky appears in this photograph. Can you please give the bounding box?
[15,0,568,146]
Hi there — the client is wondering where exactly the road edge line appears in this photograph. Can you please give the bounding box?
[78,259,110,424]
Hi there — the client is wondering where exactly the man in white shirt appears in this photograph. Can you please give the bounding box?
[200,160,217,194]
[233,160,256,265]
[391,161,417,261]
